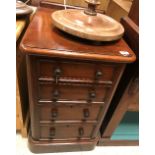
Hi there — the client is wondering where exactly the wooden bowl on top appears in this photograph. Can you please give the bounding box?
[51,9,124,42]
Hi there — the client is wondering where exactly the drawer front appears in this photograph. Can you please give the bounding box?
[38,59,115,82]
[38,83,109,102]
[40,123,96,140]
[39,104,104,121]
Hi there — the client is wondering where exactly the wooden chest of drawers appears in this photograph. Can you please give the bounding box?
[20,7,136,153]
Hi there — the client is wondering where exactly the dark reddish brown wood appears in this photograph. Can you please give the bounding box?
[38,84,108,102]
[20,7,136,153]
[26,53,126,145]
[20,7,136,63]
[39,104,103,122]
[38,58,116,82]
[40,123,96,140]
[28,134,99,153]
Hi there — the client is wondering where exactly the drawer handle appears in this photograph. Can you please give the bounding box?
[54,68,62,83]
[90,92,96,98]
[53,90,60,101]
[83,109,89,118]
[95,70,102,80]
[51,109,58,118]
[79,127,84,137]
[50,127,55,137]
[88,91,96,102]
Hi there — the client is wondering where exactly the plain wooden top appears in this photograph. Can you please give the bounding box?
[20,7,136,63]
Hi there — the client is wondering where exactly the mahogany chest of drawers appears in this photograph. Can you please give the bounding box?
[20,7,136,153]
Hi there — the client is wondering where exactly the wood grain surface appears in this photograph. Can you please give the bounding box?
[20,7,136,63]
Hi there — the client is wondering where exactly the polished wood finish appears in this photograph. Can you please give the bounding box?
[25,53,126,152]
[39,104,103,122]
[40,123,96,139]
[38,59,116,81]
[51,9,124,41]
[20,8,135,63]
[20,7,135,152]
[28,134,99,153]
[99,0,139,146]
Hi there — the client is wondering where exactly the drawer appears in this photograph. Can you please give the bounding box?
[38,82,110,102]
[37,59,115,82]
[39,104,104,121]
[40,123,96,140]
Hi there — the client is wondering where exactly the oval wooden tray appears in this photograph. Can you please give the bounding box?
[51,9,124,41]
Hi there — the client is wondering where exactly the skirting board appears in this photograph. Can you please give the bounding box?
[97,138,139,146]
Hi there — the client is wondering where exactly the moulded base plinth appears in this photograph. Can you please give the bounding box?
[28,132,99,153]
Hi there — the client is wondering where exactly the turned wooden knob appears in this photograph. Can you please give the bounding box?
[89,91,96,99]
[50,127,55,137]
[95,70,102,79]
[51,109,58,118]
[54,67,62,83]
[53,90,60,101]
[88,91,96,102]
[54,67,62,77]
[79,127,84,136]
[83,109,89,118]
